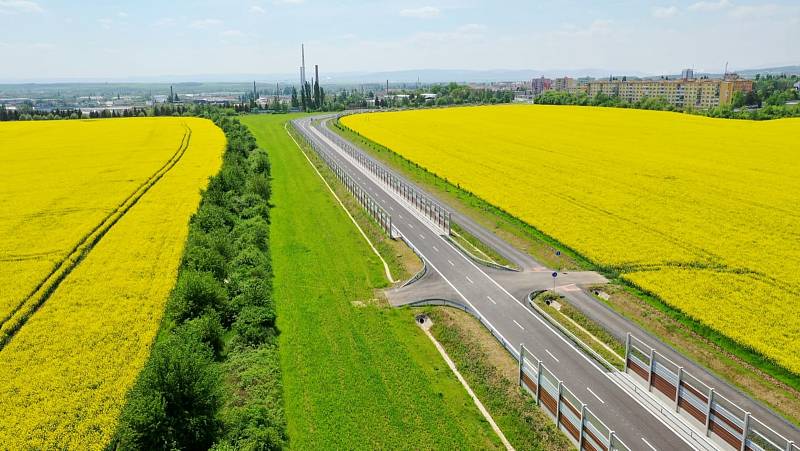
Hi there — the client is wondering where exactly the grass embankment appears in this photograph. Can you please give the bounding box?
[450,222,515,269]
[241,114,502,449]
[426,307,571,451]
[531,292,625,370]
[331,114,800,426]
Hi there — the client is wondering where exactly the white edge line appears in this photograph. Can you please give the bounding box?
[545,349,559,362]
[286,121,396,284]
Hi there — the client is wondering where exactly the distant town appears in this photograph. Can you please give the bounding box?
[1,64,799,119]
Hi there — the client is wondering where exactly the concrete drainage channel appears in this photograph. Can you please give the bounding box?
[415,314,515,451]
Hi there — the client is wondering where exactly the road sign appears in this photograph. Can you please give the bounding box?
[552,272,557,278]
[556,250,561,256]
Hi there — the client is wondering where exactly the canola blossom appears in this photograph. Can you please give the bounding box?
[342,105,800,373]
[0,117,224,448]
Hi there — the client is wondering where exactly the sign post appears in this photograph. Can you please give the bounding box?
[552,272,558,292]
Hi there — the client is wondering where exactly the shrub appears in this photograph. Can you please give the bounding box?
[114,331,221,450]
[233,306,276,347]
[171,270,228,323]
[184,312,226,359]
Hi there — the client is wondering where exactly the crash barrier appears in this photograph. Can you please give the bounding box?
[626,334,798,451]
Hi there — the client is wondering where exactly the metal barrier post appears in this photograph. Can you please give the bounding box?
[624,333,631,372]
[556,381,563,424]
[608,430,615,451]
[740,412,750,451]
[535,360,542,404]
[578,403,586,450]
[518,344,525,386]
[786,440,794,451]
[675,366,683,412]
[647,348,655,392]
[705,388,714,436]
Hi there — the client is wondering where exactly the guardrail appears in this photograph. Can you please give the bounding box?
[519,344,632,451]
[625,334,798,451]
[316,120,451,235]
[526,292,622,372]
[292,120,393,237]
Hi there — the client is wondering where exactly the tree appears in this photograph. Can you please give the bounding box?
[290,87,299,108]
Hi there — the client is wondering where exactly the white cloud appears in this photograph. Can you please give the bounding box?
[153,17,175,27]
[652,5,678,19]
[117,11,128,18]
[98,18,113,30]
[730,3,778,18]
[688,0,730,12]
[190,18,222,29]
[250,5,266,14]
[556,19,612,38]
[400,6,441,19]
[221,29,245,38]
[0,0,43,14]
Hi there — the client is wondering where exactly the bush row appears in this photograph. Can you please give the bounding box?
[111,112,285,450]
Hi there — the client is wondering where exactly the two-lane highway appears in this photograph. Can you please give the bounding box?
[294,115,714,450]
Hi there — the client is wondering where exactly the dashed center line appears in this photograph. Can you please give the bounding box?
[432,246,439,252]
[419,233,425,239]
[398,214,403,219]
[586,387,605,404]
[466,275,474,284]
[448,259,454,266]
[487,296,496,304]
[407,223,414,229]
[389,206,394,211]
[545,349,559,362]
[641,437,657,451]
[513,320,525,330]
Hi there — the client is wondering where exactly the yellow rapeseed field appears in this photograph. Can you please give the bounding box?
[342,105,800,373]
[0,117,224,448]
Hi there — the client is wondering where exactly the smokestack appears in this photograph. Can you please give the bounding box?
[300,44,306,87]
[315,64,319,85]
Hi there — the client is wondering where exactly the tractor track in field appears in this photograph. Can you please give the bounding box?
[0,124,193,350]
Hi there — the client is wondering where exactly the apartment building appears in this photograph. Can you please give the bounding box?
[531,77,552,95]
[587,74,753,108]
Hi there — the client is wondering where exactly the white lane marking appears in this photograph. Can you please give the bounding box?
[408,223,414,229]
[487,296,496,304]
[641,437,657,451]
[587,387,605,404]
[389,206,394,211]
[381,199,386,203]
[432,246,439,252]
[466,275,474,284]
[448,259,454,266]
[513,320,525,330]
[545,349,559,362]
[399,214,403,219]
[419,233,425,240]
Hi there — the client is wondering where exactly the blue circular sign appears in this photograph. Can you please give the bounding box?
[552,272,558,278]
[556,250,561,256]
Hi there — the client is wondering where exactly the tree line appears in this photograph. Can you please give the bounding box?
[111,107,285,450]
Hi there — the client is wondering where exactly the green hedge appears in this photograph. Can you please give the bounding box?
[111,112,285,450]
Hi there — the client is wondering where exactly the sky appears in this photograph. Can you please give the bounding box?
[0,0,797,81]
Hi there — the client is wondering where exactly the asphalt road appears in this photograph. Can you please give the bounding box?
[292,115,797,450]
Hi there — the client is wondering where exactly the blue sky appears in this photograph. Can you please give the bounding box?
[0,0,797,81]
